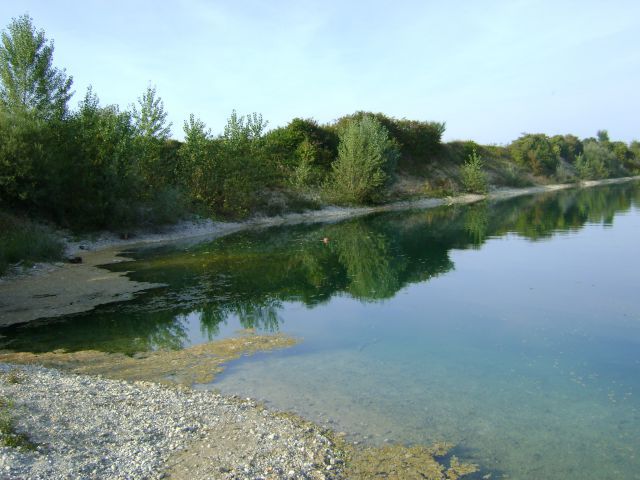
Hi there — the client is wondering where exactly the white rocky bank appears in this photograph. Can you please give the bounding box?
[0,363,345,480]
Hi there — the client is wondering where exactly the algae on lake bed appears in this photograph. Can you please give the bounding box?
[268,409,478,480]
[0,330,297,386]
[341,441,477,480]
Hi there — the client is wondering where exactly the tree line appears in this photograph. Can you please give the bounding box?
[1,15,638,231]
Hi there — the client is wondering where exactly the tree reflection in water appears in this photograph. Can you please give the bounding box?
[2,182,638,354]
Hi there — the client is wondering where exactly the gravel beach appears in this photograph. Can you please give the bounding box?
[0,363,345,480]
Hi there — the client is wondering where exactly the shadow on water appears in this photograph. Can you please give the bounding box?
[0,182,638,354]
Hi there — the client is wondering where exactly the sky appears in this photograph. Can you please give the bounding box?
[1,0,639,144]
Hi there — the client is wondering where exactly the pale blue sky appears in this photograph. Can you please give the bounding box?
[2,0,638,144]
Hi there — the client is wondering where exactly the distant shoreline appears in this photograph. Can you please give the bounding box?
[0,175,638,327]
[66,175,640,258]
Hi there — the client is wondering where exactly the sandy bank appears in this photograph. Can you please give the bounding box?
[1,175,638,327]
[0,248,163,327]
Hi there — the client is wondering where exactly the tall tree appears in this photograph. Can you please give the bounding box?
[132,84,172,140]
[132,84,172,190]
[596,129,610,144]
[0,14,72,119]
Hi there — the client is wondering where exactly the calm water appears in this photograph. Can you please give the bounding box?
[2,183,640,479]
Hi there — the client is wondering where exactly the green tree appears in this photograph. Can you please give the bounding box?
[289,138,318,189]
[628,141,640,173]
[132,84,171,140]
[460,148,488,193]
[510,133,559,175]
[261,117,336,184]
[132,84,173,190]
[330,111,445,173]
[179,114,212,200]
[550,134,583,163]
[0,106,54,205]
[328,114,399,204]
[61,87,141,227]
[0,15,72,119]
[574,141,618,180]
[596,129,610,143]
[215,110,272,217]
[222,109,268,153]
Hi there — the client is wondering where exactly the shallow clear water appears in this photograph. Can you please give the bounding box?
[2,183,640,479]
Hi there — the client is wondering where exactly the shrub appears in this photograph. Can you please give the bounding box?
[0,211,64,275]
[392,118,445,167]
[261,118,336,187]
[220,167,258,218]
[330,111,444,173]
[628,141,640,174]
[574,141,616,180]
[550,134,583,163]
[574,155,604,180]
[326,115,399,204]
[179,112,269,219]
[143,187,189,226]
[289,138,319,189]
[554,160,577,183]
[0,110,52,206]
[500,162,532,188]
[510,134,559,175]
[460,149,488,194]
[423,178,458,198]
[58,89,142,229]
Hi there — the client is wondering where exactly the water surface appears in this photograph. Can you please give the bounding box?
[2,183,639,479]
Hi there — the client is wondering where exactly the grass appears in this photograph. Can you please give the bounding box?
[0,211,65,276]
[3,370,23,385]
[0,394,35,451]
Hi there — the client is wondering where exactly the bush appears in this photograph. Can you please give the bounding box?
[143,187,189,226]
[178,112,272,219]
[574,142,616,180]
[554,160,577,183]
[330,112,444,173]
[57,90,142,229]
[575,147,609,180]
[510,134,559,175]
[0,110,55,207]
[326,115,399,204]
[550,134,583,163]
[0,211,64,275]
[460,149,488,194]
[262,118,337,183]
[500,162,532,188]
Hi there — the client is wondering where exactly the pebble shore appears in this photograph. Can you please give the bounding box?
[0,363,345,479]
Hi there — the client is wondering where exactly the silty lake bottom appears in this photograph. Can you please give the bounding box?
[2,182,640,479]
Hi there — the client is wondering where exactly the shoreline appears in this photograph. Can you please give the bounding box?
[0,361,477,479]
[0,175,638,327]
[63,175,640,257]
[0,362,346,479]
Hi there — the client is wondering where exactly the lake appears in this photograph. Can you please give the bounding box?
[2,182,639,479]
